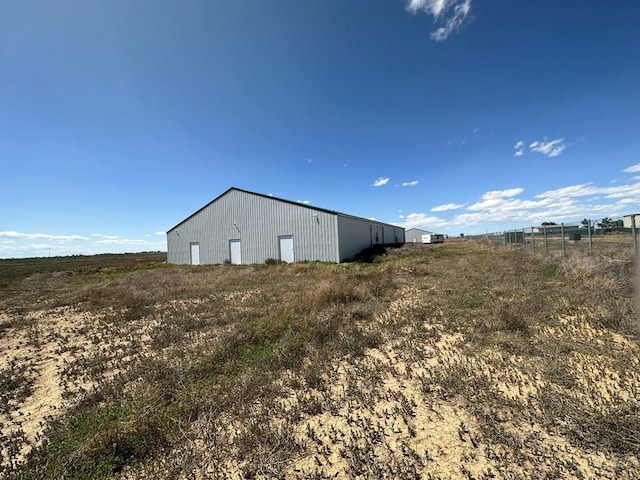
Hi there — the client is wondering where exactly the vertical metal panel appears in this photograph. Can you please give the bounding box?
[405,228,433,242]
[337,216,405,261]
[167,189,339,264]
[167,189,405,265]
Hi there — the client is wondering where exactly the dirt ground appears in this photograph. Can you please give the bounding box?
[1,244,639,479]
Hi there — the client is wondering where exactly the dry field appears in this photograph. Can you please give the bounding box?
[0,242,639,479]
[488,230,637,258]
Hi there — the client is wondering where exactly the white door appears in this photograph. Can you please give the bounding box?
[229,239,241,264]
[279,235,294,263]
[190,242,200,265]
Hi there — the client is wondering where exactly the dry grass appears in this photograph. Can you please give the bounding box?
[0,242,639,479]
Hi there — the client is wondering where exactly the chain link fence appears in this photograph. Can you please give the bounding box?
[467,215,639,258]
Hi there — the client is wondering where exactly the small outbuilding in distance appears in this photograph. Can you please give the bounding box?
[405,228,444,244]
[167,187,406,265]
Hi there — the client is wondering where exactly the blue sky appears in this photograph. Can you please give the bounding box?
[2,0,640,258]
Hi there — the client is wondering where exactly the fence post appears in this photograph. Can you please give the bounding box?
[561,223,566,258]
[522,228,526,251]
[531,226,535,254]
[632,214,638,257]
[587,219,593,255]
[544,226,548,254]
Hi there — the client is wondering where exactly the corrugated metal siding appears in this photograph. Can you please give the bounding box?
[167,189,339,264]
[405,228,432,237]
[337,216,405,262]
[405,228,432,243]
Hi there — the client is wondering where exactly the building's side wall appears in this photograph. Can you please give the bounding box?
[167,190,339,264]
[405,228,432,243]
[337,216,405,262]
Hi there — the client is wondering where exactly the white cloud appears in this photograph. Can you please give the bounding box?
[406,0,473,41]
[0,231,89,241]
[95,238,151,245]
[91,234,120,240]
[400,174,640,234]
[624,163,640,173]
[535,183,599,200]
[453,181,640,227]
[297,200,310,205]
[468,188,549,214]
[482,188,524,200]
[155,231,166,236]
[407,0,447,16]
[529,138,566,157]
[373,177,390,187]
[431,203,465,212]
[397,212,449,229]
[0,230,167,259]
[402,180,419,187]
[514,140,524,156]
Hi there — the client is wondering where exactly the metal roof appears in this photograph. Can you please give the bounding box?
[167,187,403,233]
[405,228,435,235]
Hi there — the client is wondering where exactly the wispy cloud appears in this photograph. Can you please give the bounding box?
[534,184,599,201]
[514,138,567,157]
[624,163,640,173]
[406,0,473,41]
[397,212,449,229]
[484,188,524,199]
[431,203,466,212]
[373,177,390,187]
[514,140,524,156]
[401,180,419,187]
[413,166,640,232]
[0,230,167,258]
[94,237,153,246]
[0,231,89,241]
[529,138,566,157]
[91,233,120,240]
[407,0,447,16]
[468,188,525,211]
